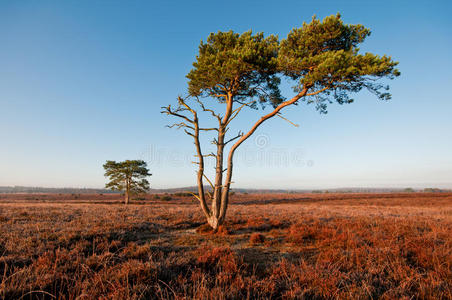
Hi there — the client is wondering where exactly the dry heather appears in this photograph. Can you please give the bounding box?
[0,192,451,299]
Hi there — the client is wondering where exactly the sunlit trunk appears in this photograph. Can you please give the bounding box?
[125,179,129,205]
[211,127,226,220]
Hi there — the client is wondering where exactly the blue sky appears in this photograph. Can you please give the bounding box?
[1,0,451,189]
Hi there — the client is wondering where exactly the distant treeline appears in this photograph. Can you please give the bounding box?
[311,188,451,193]
[156,187,452,194]
[0,186,118,194]
[0,186,449,195]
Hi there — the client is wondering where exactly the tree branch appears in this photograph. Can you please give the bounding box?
[166,122,195,131]
[219,87,310,220]
[225,100,255,126]
[194,97,222,123]
[224,131,243,145]
[161,104,194,124]
[276,113,299,127]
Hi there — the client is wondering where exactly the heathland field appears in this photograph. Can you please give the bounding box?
[0,192,451,299]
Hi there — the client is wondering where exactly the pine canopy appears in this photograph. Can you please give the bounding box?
[186,13,400,112]
[103,160,151,195]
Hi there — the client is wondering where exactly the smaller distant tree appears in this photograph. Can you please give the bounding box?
[103,160,151,204]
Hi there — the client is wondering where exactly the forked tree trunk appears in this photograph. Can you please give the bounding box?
[208,127,225,228]
[206,96,233,230]
[168,88,309,231]
[199,88,309,230]
[206,145,235,230]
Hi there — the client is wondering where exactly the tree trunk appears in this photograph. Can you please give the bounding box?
[211,127,226,220]
[207,139,225,231]
[207,94,233,230]
[206,150,232,230]
[125,179,129,205]
[219,147,236,224]
[202,89,310,229]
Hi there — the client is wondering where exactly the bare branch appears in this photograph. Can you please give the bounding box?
[306,86,330,96]
[184,129,194,137]
[199,127,219,132]
[194,97,222,122]
[225,131,243,145]
[219,87,310,221]
[203,174,215,193]
[225,100,254,126]
[163,96,211,218]
[161,104,194,124]
[276,113,299,128]
[166,122,195,131]
[230,87,309,154]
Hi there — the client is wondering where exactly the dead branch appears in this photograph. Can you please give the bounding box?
[225,131,243,145]
[276,113,299,127]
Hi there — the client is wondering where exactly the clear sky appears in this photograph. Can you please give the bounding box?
[1,0,451,189]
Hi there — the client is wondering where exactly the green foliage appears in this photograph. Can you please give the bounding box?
[186,30,283,108]
[187,13,400,113]
[165,14,400,228]
[423,188,444,193]
[174,192,194,197]
[161,195,172,201]
[279,14,399,112]
[103,160,151,195]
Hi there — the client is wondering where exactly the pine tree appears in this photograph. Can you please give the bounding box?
[163,14,400,230]
[103,160,151,204]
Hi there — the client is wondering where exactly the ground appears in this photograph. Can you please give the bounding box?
[0,192,451,299]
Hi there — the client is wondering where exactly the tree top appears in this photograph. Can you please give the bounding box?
[186,13,400,112]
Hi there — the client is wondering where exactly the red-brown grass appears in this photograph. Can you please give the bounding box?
[0,192,451,299]
[249,233,266,245]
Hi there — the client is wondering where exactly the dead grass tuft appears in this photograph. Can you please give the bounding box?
[249,233,266,245]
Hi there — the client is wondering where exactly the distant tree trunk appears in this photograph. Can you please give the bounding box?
[125,179,130,205]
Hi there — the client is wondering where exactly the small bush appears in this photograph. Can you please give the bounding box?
[174,192,193,197]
